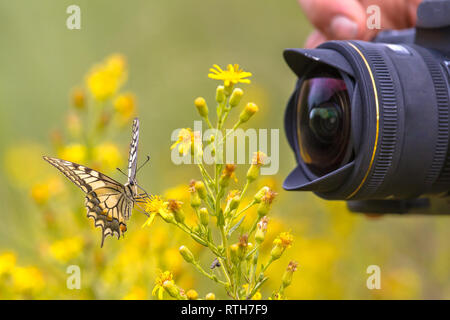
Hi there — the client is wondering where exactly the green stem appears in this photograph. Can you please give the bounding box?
[192,261,228,286]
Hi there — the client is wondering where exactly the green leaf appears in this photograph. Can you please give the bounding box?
[228,215,245,237]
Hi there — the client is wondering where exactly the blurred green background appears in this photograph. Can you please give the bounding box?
[0,0,449,299]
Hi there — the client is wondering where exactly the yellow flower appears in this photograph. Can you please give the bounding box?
[12,266,44,292]
[0,251,16,275]
[86,54,127,101]
[208,64,252,87]
[271,231,294,260]
[252,291,262,300]
[152,271,174,300]
[274,231,294,249]
[58,143,87,163]
[186,289,198,300]
[171,128,194,156]
[114,93,137,123]
[143,196,169,227]
[49,237,83,263]
[93,142,123,172]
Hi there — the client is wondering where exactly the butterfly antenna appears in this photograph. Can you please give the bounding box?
[137,155,151,173]
[135,202,150,217]
[116,167,128,177]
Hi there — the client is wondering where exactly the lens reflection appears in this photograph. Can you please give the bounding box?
[297,72,352,176]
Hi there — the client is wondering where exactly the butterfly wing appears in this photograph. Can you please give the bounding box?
[43,156,132,247]
[127,118,139,183]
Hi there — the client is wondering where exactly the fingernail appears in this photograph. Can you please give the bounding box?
[330,15,358,39]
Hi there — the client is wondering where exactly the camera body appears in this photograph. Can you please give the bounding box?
[283,0,450,214]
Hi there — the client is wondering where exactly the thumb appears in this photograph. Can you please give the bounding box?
[299,0,368,40]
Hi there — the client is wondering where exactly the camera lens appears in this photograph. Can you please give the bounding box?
[297,71,352,176]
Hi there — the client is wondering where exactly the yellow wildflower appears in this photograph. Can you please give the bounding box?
[171,128,194,155]
[93,142,123,172]
[152,271,174,300]
[271,231,294,260]
[114,93,137,123]
[49,237,83,263]
[12,266,44,292]
[219,164,238,187]
[0,251,16,275]
[143,196,170,227]
[59,143,87,163]
[275,231,294,249]
[208,64,252,87]
[86,54,127,101]
[186,289,198,300]
[252,291,262,300]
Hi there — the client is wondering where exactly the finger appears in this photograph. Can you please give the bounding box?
[298,0,367,40]
[304,30,327,48]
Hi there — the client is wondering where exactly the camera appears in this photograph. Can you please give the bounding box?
[283,0,450,214]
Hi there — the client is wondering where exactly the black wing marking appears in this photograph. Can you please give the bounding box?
[127,118,139,183]
[43,156,132,247]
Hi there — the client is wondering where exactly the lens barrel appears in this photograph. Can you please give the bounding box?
[283,40,450,200]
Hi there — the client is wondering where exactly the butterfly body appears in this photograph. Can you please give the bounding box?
[43,118,147,247]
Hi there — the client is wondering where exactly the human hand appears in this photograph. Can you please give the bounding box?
[298,0,422,48]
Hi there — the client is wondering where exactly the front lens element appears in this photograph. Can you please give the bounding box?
[297,72,352,176]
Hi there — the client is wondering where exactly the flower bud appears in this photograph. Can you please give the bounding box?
[254,186,270,203]
[168,199,185,223]
[159,209,176,224]
[163,280,180,298]
[246,242,254,260]
[219,164,236,188]
[194,181,207,200]
[194,97,208,118]
[186,289,198,300]
[282,261,298,288]
[237,234,249,259]
[246,164,260,183]
[256,189,277,217]
[239,102,258,123]
[255,216,269,244]
[216,85,225,103]
[229,88,243,108]
[230,243,240,263]
[270,243,283,261]
[189,180,202,208]
[71,87,85,110]
[205,293,216,300]
[179,245,195,264]
[199,207,209,226]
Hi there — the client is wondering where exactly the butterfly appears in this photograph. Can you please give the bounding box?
[43,118,150,247]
